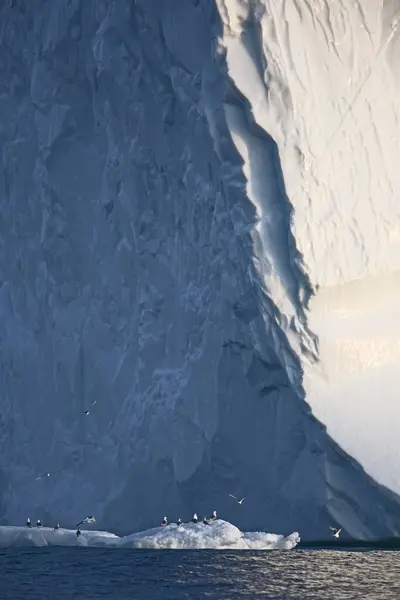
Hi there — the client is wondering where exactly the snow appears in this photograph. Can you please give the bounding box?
[0,526,119,549]
[0,0,400,541]
[248,1,400,496]
[214,0,400,530]
[0,520,300,551]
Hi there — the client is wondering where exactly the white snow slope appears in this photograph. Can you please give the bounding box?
[0,0,400,540]
[0,520,300,550]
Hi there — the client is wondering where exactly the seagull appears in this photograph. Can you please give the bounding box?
[33,470,62,484]
[191,513,198,524]
[36,473,51,481]
[76,516,96,527]
[203,516,210,526]
[229,494,246,505]
[209,510,217,521]
[83,400,97,415]
[176,518,182,527]
[35,472,52,480]
[161,516,168,527]
[330,527,342,538]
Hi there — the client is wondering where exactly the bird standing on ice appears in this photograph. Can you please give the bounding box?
[161,516,168,527]
[176,518,182,527]
[191,513,198,524]
[229,494,246,505]
[26,518,31,528]
[330,527,342,538]
[209,511,217,521]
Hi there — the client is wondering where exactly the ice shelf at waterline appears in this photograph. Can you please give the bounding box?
[0,520,299,550]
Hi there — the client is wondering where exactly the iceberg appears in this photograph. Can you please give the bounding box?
[119,520,300,550]
[1,0,400,541]
[0,521,299,551]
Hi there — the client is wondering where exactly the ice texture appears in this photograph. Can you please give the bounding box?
[0,520,300,551]
[0,0,400,540]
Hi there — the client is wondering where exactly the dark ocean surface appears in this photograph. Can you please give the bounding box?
[1,546,399,600]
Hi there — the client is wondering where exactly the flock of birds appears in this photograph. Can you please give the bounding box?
[30,401,344,541]
[159,494,248,529]
[26,401,100,536]
[160,497,343,540]
[24,515,97,538]
[161,511,217,528]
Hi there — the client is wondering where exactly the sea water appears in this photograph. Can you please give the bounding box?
[0,546,399,599]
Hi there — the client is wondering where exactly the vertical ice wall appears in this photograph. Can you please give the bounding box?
[0,0,399,538]
[215,0,400,495]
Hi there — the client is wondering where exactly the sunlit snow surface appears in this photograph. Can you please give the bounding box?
[216,0,400,509]
[0,521,299,550]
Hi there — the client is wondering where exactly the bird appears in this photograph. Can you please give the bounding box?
[161,516,168,527]
[82,400,97,415]
[330,527,342,538]
[202,517,210,526]
[191,513,198,524]
[76,516,96,527]
[35,472,51,480]
[229,494,246,505]
[26,518,31,528]
[36,519,42,528]
[209,510,217,521]
[176,518,182,527]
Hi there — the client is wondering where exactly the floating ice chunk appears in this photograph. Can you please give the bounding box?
[119,519,300,550]
[0,520,300,550]
[0,526,119,548]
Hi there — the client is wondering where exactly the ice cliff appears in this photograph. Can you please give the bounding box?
[1,0,400,540]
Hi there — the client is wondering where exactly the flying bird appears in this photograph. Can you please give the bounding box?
[82,400,97,415]
[330,527,342,538]
[35,472,52,480]
[229,494,247,505]
[76,516,96,527]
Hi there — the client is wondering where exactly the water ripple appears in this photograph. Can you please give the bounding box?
[0,548,399,599]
